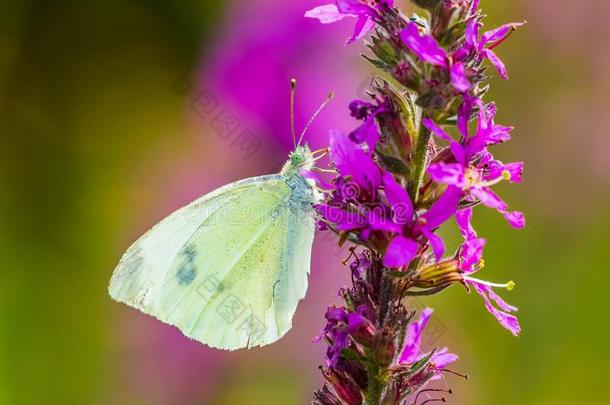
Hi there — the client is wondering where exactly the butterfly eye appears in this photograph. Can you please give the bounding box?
[291,153,305,166]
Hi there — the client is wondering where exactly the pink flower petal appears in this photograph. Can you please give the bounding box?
[315,204,365,231]
[457,95,475,137]
[304,4,349,23]
[399,308,433,363]
[367,209,403,233]
[470,282,521,336]
[450,62,471,92]
[486,287,519,313]
[464,20,480,49]
[460,237,486,273]
[431,347,458,369]
[428,162,465,186]
[400,23,448,67]
[423,118,453,142]
[481,22,525,47]
[455,207,477,239]
[422,185,462,229]
[421,228,445,262]
[349,116,380,150]
[470,187,508,211]
[383,235,418,268]
[346,14,375,44]
[503,210,525,228]
[504,162,524,183]
[482,48,508,79]
[382,172,413,223]
[337,0,373,15]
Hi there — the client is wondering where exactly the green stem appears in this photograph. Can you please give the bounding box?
[366,371,383,405]
[411,123,431,203]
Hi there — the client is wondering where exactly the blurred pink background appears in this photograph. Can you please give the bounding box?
[2,0,610,404]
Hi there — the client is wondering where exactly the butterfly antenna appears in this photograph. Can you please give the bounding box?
[297,91,335,146]
[290,78,297,148]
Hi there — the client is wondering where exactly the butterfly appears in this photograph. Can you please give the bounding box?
[108,80,332,350]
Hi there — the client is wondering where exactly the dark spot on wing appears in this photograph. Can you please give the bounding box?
[183,245,197,261]
[177,245,198,286]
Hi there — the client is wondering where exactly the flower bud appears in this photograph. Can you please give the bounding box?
[313,384,343,405]
[431,0,456,38]
[338,357,369,390]
[372,329,396,367]
[410,0,442,11]
[370,36,397,66]
[349,315,376,346]
[321,368,363,405]
[413,259,462,289]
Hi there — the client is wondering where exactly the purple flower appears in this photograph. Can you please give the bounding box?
[319,127,461,268]
[316,204,367,232]
[320,131,414,260]
[306,0,394,44]
[424,101,513,163]
[400,22,448,67]
[382,181,461,267]
[428,157,524,229]
[330,129,381,194]
[457,93,476,137]
[348,98,387,151]
[458,238,521,336]
[315,305,375,367]
[424,104,524,229]
[349,252,371,279]
[349,114,380,151]
[398,308,457,378]
[464,20,525,79]
[314,306,350,367]
[349,99,375,120]
[400,22,471,92]
[308,0,528,399]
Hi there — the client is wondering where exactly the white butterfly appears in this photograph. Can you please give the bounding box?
[108,81,332,350]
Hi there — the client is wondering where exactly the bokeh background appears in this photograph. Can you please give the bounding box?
[2,0,609,404]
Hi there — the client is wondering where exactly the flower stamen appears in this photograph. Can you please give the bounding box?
[463,276,515,291]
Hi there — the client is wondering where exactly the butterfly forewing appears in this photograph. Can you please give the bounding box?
[108,174,315,350]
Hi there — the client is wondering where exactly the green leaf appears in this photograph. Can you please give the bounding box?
[362,54,390,70]
[441,21,467,46]
[340,347,362,361]
[376,151,411,178]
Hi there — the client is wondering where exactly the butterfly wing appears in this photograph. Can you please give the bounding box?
[108,174,315,349]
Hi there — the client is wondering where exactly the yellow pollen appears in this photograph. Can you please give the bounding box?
[465,168,480,187]
[502,170,511,180]
[506,280,515,291]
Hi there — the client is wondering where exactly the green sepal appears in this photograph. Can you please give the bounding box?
[407,348,435,375]
[440,21,467,46]
[376,151,411,178]
[340,347,363,362]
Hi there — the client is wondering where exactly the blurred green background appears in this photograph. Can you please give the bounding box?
[1,0,609,404]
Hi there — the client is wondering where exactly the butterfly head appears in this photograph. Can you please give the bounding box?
[282,145,314,175]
